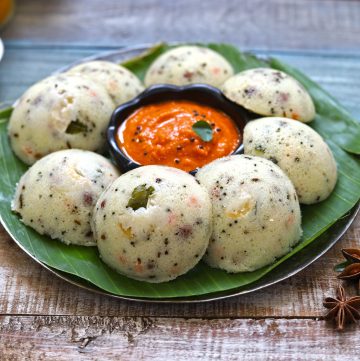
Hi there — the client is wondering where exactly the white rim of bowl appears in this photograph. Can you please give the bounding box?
[0,38,4,62]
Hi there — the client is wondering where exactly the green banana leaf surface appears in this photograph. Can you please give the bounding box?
[0,43,359,298]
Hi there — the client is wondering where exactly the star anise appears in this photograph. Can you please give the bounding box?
[337,248,360,292]
[323,285,360,330]
[342,248,360,263]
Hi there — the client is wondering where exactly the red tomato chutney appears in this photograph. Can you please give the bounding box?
[116,100,241,172]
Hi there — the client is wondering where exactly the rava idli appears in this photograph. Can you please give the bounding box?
[92,165,212,283]
[8,73,114,165]
[196,155,302,273]
[12,149,120,246]
[243,117,337,204]
[144,46,234,87]
[222,68,315,123]
[67,60,144,105]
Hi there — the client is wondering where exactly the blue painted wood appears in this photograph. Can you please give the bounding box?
[1,43,359,121]
[2,0,360,51]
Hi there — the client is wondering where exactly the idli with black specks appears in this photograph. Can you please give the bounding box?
[222,68,315,123]
[196,155,302,273]
[12,149,120,246]
[8,73,114,165]
[243,117,337,204]
[67,60,144,105]
[92,165,212,283]
[144,46,234,87]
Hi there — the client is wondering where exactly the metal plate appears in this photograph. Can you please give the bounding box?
[2,45,359,303]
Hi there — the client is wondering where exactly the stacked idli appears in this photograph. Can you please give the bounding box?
[67,60,144,105]
[12,149,120,246]
[196,155,302,273]
[8,47,341,285]
[145,46,234,87]
[222,68,315,123]
[92,165,212,282]
[243,117,337,204]
[9,61,144,165]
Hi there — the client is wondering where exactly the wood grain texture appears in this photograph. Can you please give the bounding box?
[2,0,360,50]
[1,316,359,361]
[0,214,359,318]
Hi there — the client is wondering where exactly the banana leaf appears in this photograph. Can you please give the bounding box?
[0,43,359,298]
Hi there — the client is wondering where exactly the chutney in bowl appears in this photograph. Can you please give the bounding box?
[107,84,250,174]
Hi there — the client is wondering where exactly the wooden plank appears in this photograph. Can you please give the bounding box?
[0,316,359,360]
[0,214,359,317]
[2,0,360,50]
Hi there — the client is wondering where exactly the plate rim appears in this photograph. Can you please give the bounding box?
[1,44,359,303]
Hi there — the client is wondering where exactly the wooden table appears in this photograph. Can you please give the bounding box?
[1,1,360,359]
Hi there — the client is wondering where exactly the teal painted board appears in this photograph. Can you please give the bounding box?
[0,46,97,102]
[2,0,360,51]
[1,44,360,121]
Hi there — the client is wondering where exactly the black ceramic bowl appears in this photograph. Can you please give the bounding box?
[107,84,251,174]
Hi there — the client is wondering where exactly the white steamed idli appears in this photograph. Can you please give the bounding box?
[222,68,315,122]
[144,46,234,87]
[92,165,212,283]
[8,73,114,165]
[196,155,302,273]
[12,149,120,246]
[67,60,144,105]
[243,117,337,204]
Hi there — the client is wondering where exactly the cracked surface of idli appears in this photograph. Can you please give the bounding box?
[244,117,337,204]
[67,61,144,105]
[144,46,234,87]
[8,74,114,165]
[222,68,315,122]
[196,155,302,273]
[92,165,212,283]
[12,149,120,246]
